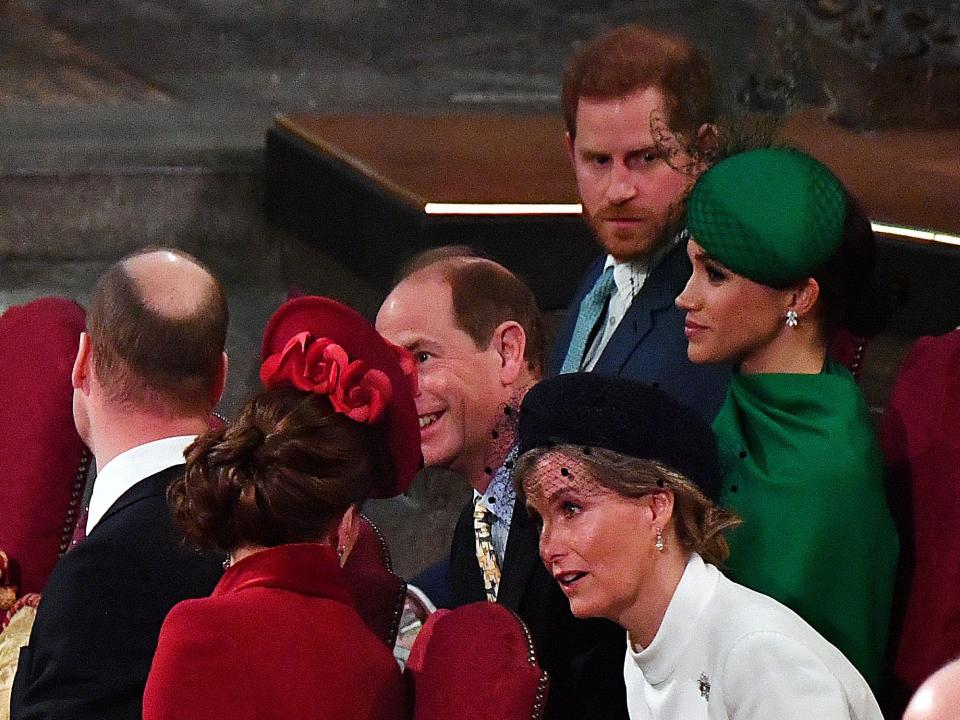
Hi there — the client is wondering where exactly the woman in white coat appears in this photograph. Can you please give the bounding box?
[514,372,883,720]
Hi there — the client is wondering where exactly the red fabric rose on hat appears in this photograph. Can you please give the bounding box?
[260,332,348,395]
[260,332,393,426]
[331,361,393,425]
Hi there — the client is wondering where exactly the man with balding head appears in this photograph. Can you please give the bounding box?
[904,659,960,720]
[12,249,227,720]
[377,252,627,720]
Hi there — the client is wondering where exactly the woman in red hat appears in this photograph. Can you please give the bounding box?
[143,296,421,720]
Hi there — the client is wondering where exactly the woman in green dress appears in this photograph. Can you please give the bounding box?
[675,147,898,689]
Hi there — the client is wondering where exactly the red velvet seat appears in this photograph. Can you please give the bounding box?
[0,298,90,597]
[880,330,960,696]
[405,602,549,720]
[341,514,407,649]
[828,327,869,383]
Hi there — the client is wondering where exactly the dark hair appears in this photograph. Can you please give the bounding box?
[168,386,389,553]
[87,248,228,415]
[515,445,740,567]
[561,24,717,140]
[397,250,546,376]
[812,193,890,338]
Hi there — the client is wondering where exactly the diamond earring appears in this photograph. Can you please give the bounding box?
[655,527,665,552]
[785,310,799,328]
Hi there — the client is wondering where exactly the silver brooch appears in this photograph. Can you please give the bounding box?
[698,673,711,701]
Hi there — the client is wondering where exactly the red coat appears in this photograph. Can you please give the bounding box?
[143,543,406,720]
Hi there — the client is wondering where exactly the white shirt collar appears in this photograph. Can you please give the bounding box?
[602,254,650,299]
[626,553,719,685]
[86,435,196,534]
[601,230,682,293]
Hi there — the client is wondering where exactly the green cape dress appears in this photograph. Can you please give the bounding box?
[713,359,898,688]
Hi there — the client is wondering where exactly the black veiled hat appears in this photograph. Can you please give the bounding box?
[518,373,722,501]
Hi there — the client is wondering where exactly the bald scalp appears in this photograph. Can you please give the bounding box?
[905,659,960,720]
[88,248,228,415]
[124,250,219,320]
[397,253,545,376]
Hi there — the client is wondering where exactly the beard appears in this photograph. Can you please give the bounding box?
[586,194,689,263]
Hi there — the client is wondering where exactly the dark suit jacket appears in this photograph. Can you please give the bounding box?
[548,243,730,421]
[450,496,629,720]
[11,465,223,720]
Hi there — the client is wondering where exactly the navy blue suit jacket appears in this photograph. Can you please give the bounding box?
[11,465,223,720]
[549,242,730,421]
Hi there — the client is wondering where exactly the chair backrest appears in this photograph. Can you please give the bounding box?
[879,330,960,694]
[405,602,549,720]
[828,327,869,382]
[0,298,90,596]
[341,513,407,648]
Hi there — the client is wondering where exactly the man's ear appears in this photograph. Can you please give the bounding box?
[210,351,228,407]
[788,277,821,320]
[71,332,91,393]
[692,122,719,173]
[492,321,527,386]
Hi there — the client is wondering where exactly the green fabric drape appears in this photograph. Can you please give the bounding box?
[713,359,898,688]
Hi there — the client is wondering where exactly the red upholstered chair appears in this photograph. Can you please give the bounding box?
[828,327,869,383]
[341,513,407,649]
[0,298,90,597]
[405,602,549,720]
[879,330,960,698]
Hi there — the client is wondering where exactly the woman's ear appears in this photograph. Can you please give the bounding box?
[336,504,361,567]
[646,490,676,529]
[788,277,821,319]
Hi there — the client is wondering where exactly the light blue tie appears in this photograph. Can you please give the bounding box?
[560,266,616,373]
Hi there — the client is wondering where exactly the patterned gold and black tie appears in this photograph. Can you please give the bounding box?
[473,498,501,602]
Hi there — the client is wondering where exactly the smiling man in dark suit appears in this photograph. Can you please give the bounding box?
[550,24,729,420]
[377,251,627,720]
[11,248,227,720]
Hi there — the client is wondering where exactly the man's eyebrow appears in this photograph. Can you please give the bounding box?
[402,336,442,353]
[625,145,662,159]
[577,146,609,158]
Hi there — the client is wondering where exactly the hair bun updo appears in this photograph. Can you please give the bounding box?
[168,385,387,554]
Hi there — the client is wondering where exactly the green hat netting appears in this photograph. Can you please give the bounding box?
[687,148,845,287]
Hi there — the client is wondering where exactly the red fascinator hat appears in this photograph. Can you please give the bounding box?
[260,296,421,497]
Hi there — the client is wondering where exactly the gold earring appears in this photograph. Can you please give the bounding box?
[655,527,665,552]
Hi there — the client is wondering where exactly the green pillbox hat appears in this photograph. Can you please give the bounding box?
[687,148,845,287]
